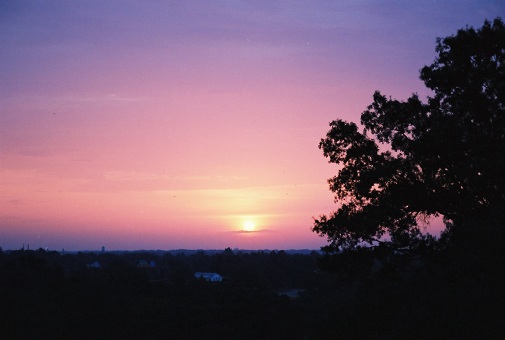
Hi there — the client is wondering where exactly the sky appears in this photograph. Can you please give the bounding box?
[1,1,503,251]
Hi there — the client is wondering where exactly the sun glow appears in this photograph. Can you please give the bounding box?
[243,220,256,232]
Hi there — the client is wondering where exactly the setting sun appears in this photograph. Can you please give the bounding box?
[243,221,256,232]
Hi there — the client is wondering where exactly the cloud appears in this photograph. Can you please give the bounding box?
[6,199,23,205]
[232,228,273,234]
[103,171,249,185]
[104,171,169,182]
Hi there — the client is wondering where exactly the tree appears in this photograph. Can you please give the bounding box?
[313,18,505,253]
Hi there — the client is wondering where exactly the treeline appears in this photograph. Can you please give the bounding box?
[0,248,332,339]
[0,248,323,288]
[0,245,503,339]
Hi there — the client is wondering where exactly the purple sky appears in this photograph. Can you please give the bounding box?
[1,1,503,251]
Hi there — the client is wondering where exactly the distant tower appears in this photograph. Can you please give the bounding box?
[102,246,105,253]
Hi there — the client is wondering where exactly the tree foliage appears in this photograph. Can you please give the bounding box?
[313,18,505,252]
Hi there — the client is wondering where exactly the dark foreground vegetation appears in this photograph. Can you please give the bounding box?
[0,240,503,339]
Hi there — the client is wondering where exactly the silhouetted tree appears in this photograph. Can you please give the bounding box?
[313,18,505,253]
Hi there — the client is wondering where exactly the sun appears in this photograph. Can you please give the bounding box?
[242,220,256,232]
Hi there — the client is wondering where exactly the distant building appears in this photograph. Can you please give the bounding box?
[136,260,149,268]
[278,289,305,298]
[136,260,156,268]
[194,272,223,282]
[87,261,101,269]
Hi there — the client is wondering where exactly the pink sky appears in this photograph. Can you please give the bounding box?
[1,1,503,251]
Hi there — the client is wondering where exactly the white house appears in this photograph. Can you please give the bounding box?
[194,272,223,282]
[87,261,101,268]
